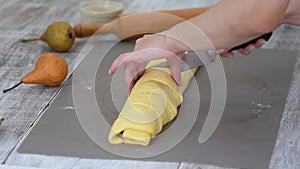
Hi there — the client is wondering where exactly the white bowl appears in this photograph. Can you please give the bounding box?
[80,1,123,24]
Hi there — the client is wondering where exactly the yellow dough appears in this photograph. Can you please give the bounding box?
[108,59,198,146]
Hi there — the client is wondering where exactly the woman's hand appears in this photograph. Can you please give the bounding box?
[109,34,186,90]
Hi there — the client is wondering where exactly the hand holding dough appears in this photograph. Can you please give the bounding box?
[109,60,197,146]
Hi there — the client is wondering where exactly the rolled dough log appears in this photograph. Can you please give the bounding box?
[109,59,198,146]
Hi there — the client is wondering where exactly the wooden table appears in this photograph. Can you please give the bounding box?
[0,0,299,168]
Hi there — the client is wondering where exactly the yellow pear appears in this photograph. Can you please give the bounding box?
[22,21,75,52]
[3,53,68,93]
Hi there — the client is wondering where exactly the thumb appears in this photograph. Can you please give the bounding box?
[109,52,131,75]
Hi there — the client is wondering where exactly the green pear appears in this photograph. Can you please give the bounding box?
[22,21,75,52]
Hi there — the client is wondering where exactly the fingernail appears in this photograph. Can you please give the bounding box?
[108,69,111,74]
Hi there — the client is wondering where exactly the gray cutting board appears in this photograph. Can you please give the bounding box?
[18,41,296,169]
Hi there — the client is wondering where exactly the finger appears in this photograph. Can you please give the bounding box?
[254,38,266,48]
[124,63,135,86]
[128,80,135,92]
[124,61,145,90]
[124,63,142,85]
[168,57,182,86]
[216,49,226,54]
[238,44,255,55]
[129,70,145,91]
[136,38,142,44]
[175,51,186,59]
[216,49,235,58]
[109,52,131,75]
[171,65,182,86]
[219,51,234,58]
[134,39,142,51]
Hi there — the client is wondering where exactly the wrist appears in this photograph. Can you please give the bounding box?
[161,21,215,52]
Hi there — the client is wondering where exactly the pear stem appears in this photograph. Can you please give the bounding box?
[3,82,23,93]
[21,38,40,42]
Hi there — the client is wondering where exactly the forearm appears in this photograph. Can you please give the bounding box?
[164,0,290,51]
